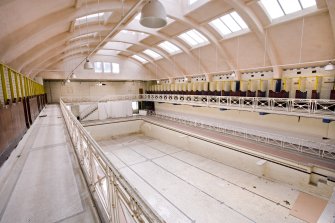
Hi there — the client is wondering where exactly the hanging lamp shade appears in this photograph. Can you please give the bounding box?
[324,62,335,71]
[71,73,77,79]
[84,58,94,70]
[140,0,167,28]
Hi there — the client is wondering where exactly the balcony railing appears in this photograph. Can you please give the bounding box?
[62,94,335,120]
[61,94,335,161]
[152,111,335,160]
[140,94,335,120]
[60,99,164,223]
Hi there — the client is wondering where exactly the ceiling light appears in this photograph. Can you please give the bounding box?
[157,80,160,84]
[84,58,94,69]
[66,79,71,83]
[140,0,167,28]
[324,62,335,71]
[71,73,77,78]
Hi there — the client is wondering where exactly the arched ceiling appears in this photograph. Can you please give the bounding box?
[0,0,334,80]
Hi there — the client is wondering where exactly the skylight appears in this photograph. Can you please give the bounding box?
[75,12,104,25]
[104,42,132,51]
[131,55,148,63]
[96,49,120,56]
[260,0,316,20]
[143,49,163,60]
[94,62,120,73]
[209,11,248,37]
[178,29,209,48]
[69,32,96,42]
[117,30,149,41]
[158,41,182,55]
[189,0,199,5]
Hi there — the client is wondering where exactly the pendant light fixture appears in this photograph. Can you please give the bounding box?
[84,58,94,69]
[324,62,335,71]
[140,0,167,28]
[83,0,94,70]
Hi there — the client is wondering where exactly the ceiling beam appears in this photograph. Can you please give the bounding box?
[325,0,335,45]
[75,0,83,9]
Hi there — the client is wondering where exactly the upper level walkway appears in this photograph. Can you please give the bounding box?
[62,94,335,120]
[0,105,99,223]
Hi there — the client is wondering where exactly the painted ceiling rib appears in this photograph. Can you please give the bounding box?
[65,0,146,79]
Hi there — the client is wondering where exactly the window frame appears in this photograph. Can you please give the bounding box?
[131,55,148,64]
[208,11,249,38]
[143,49,163,60]
[157,41,182,55]
[94,62,120,74]
[259,0,317,21]
[178,29,209,48]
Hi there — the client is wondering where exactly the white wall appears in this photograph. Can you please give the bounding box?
[41,55,155,81]
[85,120,143,141]
[155,103,335,140]
[45,80,146,103]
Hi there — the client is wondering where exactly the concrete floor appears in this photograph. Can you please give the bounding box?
[98,134,306,223]
[0,105,99,223]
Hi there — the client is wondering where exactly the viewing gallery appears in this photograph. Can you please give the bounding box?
[0,0,335,222]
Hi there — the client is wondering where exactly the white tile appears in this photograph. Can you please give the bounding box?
[153,155,302,223]
[130,144,165,159]
[105,152,127,169]
[112,148,147,166]
[131,161,253,223]
[146,141,182,154]
[171,151,299,208]
[120,167,192,223]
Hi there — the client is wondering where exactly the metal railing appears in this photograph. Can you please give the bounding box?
[60,99,164,223]
[152,111,335,160]
[141,94,335,120]
[61,94,335,120]
[80,103,98,120]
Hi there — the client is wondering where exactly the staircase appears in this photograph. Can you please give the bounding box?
[80,103,98,120]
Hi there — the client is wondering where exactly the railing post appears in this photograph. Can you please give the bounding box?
[0,64,8,104]
[8,69,15,102]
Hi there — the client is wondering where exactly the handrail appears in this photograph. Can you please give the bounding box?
[79,103,98,120]
[0,63,45,106]
[60,99,164,223]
